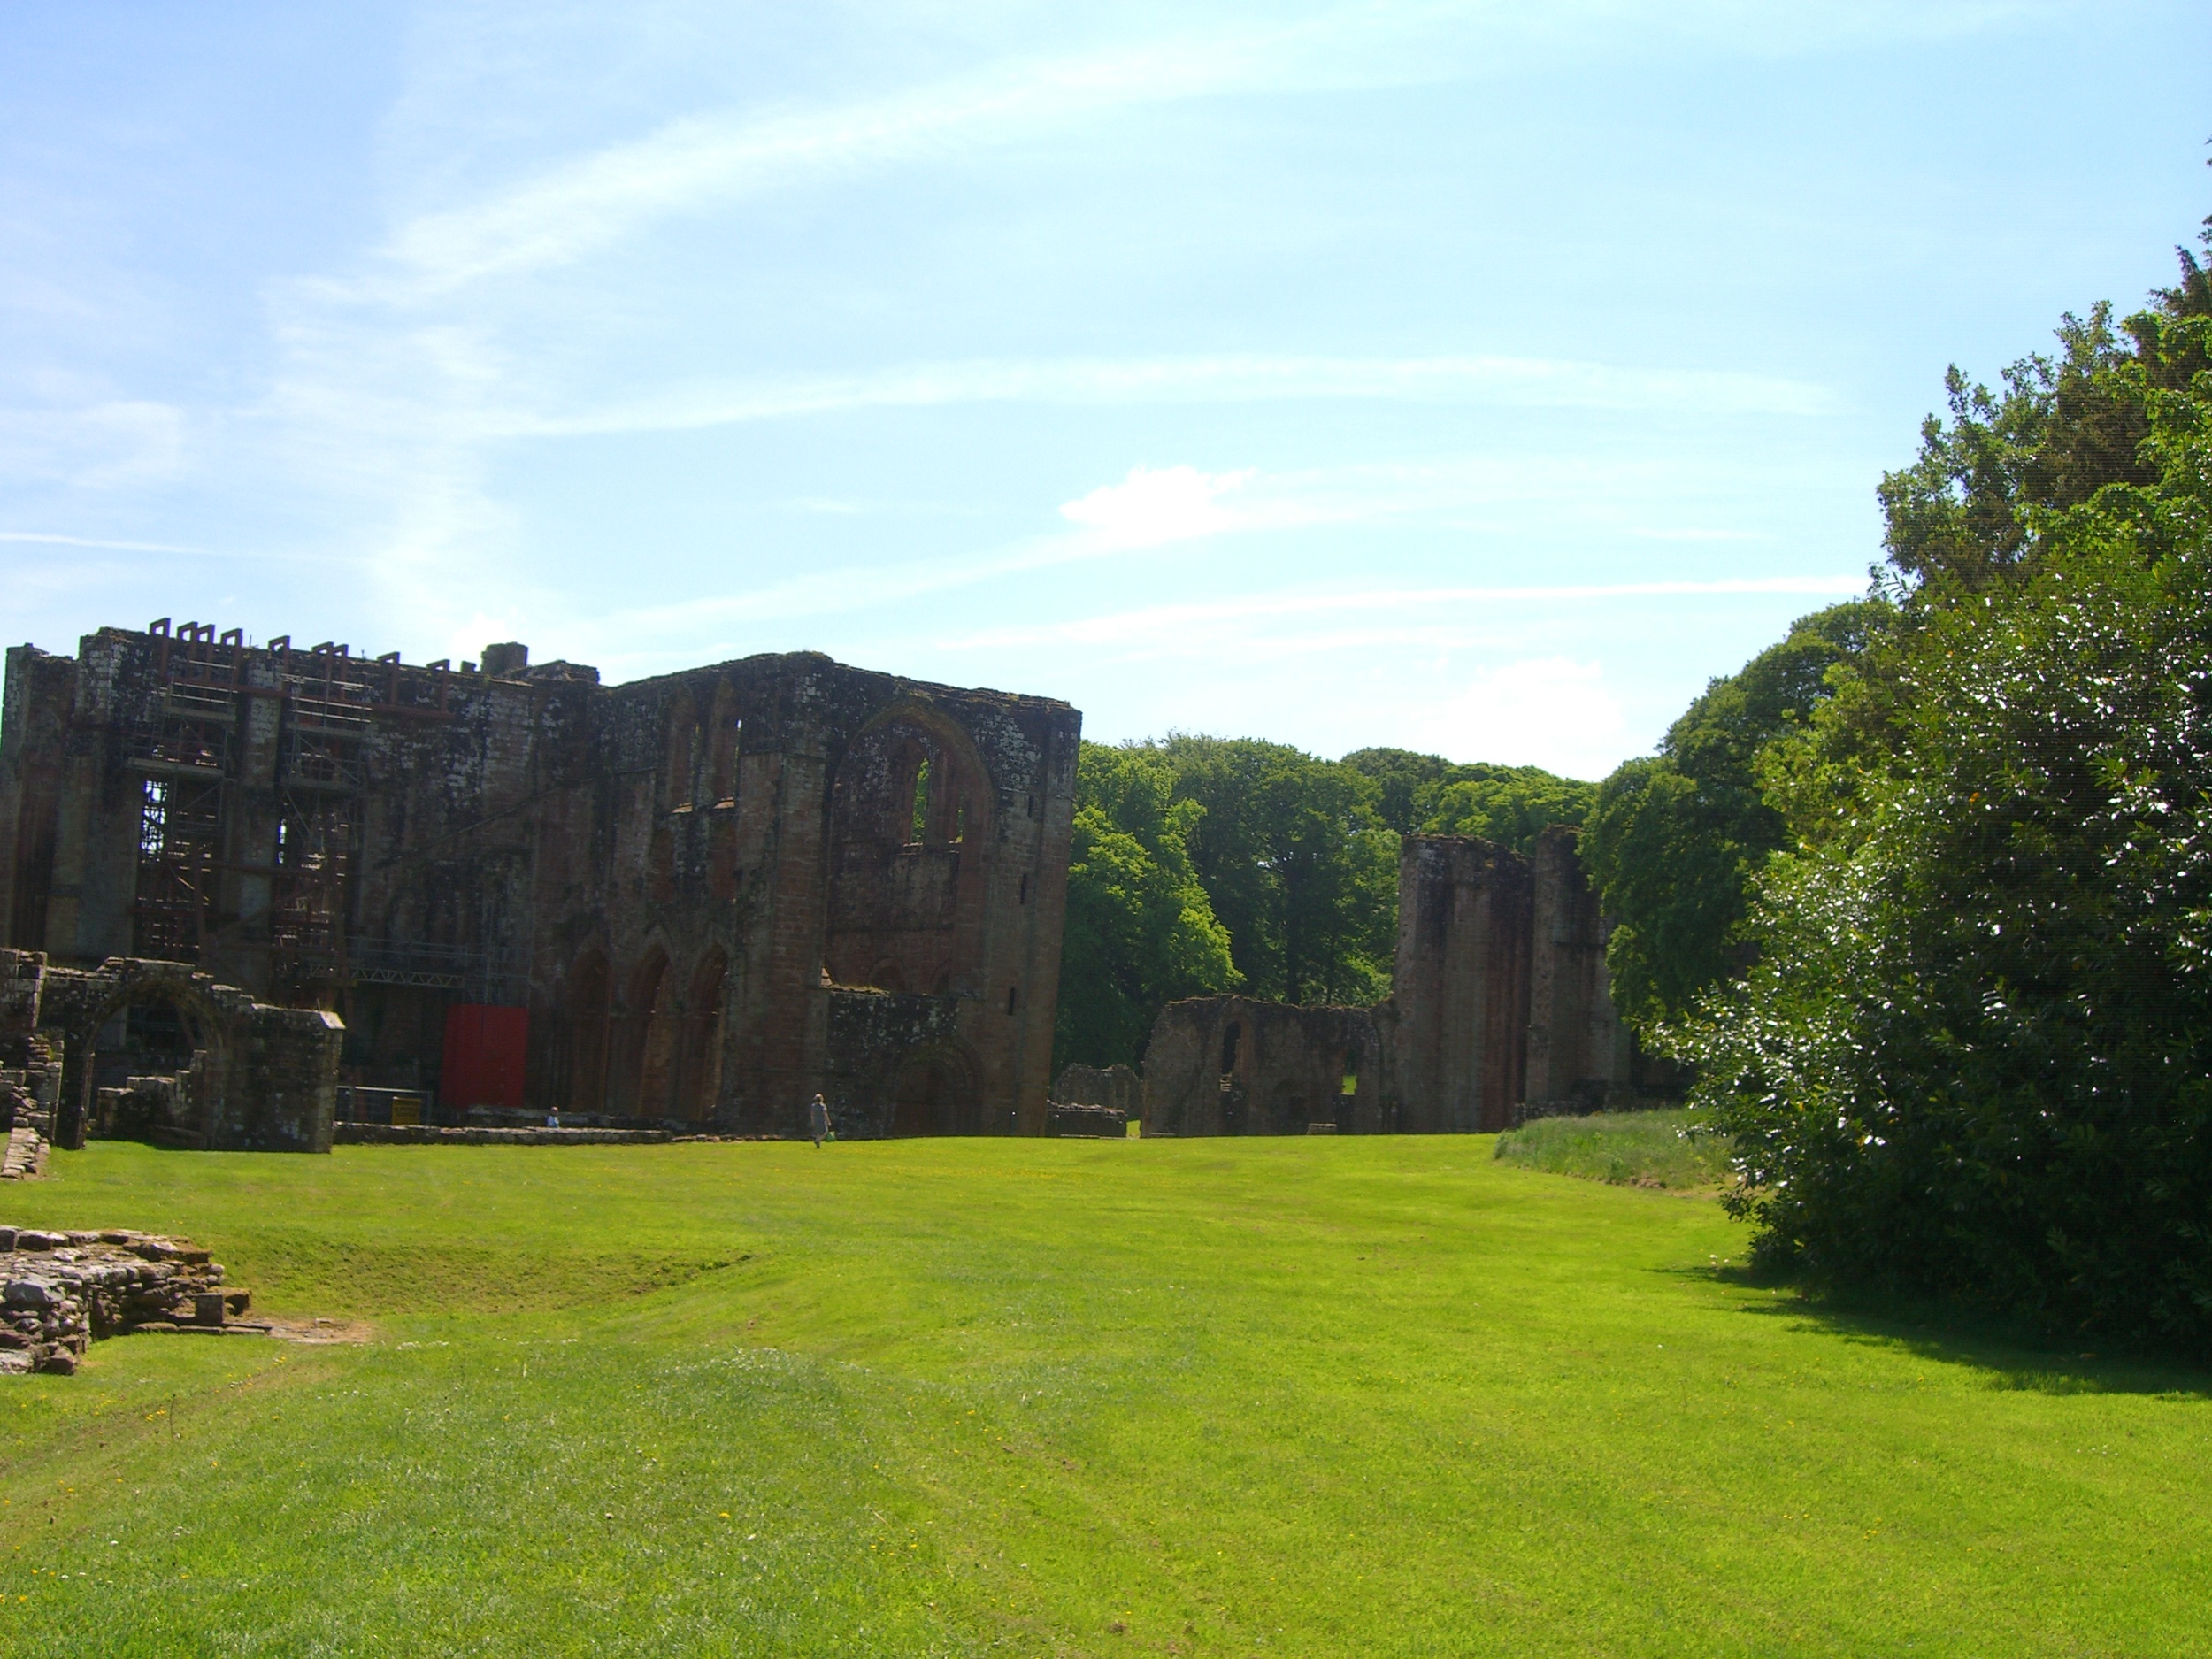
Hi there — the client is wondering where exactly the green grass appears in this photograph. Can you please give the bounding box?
[1493,1108,1732,1189]
[0,1138,2205,1656]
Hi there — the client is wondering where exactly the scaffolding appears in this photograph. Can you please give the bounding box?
[127,622,243,962]
[123,620,498,1005]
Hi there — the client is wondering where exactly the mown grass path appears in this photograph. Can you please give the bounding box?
[0,1137,2203,1655]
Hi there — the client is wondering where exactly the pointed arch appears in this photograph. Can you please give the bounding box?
[889,1039,982,1137]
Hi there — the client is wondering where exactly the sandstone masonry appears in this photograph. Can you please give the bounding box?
[1141,827,1643,1136]
[0,624,1080,1139]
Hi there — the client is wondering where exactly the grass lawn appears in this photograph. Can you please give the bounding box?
[0,1136,2204,1657]
[1493,1110,1732,1190]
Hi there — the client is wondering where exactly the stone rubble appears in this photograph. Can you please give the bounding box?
[0,1226,255,1376]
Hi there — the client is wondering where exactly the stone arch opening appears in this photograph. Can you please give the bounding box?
[890,1041,980,1138]
[80,975,221,1146]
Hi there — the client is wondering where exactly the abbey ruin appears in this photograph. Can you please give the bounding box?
[0,618,1634,1145]
[1139,827,1636,1136]
[0,623,1079,1141]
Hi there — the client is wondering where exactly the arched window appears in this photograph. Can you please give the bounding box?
[1220,1023,1241,1079]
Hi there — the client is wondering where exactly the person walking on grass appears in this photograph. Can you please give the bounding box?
[808,1093,831,1148]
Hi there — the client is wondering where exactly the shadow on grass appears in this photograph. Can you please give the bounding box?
[1664,1263,2212,1399]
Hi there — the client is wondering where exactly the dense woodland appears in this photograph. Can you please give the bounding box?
[1056,214,2212,1354]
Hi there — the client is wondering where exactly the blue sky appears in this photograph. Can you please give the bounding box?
[3,3,2205,778]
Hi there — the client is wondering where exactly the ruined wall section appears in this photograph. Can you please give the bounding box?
[1388,834,1532,1133]
[2,628,1079,1137]
[13,950,339,1152]
[0,647,76,955]
[1141,995,1383,1137]
[1524,825,1632,1113]
[517,650,1076,1136]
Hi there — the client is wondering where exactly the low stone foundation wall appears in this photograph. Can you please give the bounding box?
[334,1123,741,1148]
[1,1227,250,1375]
[1045,1103,1127,1138]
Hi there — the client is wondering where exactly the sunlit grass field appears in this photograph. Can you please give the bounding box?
[0,1133,2205,1656]
[1492,1108,1732,1190]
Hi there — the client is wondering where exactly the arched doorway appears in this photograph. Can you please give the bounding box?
[890,1042,979,1137]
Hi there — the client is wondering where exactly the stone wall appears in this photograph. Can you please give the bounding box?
[0,1225,242,1374]
[0,626,1080,1139]
[1141,832,1634,1137]
[1141,997,1382,1136]
[1050,1062,1141,1118]
[1,948,339,1152]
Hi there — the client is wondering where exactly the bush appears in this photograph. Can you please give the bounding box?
[1673,250,2212,1355]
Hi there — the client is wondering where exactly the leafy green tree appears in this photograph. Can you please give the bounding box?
[1338,748,1452,834]
[1677,225,2212,1351]
[1877,227,2211,592]
[1581,601,1887,1031]
[1420,765,1594,853]
[1053,743,1237,1071]
[1153,736,1399,1005]
[1340,749,1594,853]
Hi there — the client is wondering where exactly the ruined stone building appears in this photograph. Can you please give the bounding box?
[1141,827,1633,1136]
[0,622,1079,1138]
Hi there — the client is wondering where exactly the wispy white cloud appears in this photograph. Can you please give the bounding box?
[504,353,1832,438]
[0,401,187,489]
[934,575,1867,652]
[1406,656,1631,775]
[0,529,204,554]
[356,4,1491,298]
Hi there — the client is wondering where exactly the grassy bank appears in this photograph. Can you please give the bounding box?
[1492,1108,1732,1189]
[0,1136,2204,1655]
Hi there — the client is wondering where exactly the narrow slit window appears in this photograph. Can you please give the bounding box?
[1005,986,1018,1016]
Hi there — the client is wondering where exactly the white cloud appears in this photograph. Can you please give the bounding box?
[1408,657,1632,776]
[1057,464,1255,547]
[360,6,1479,299]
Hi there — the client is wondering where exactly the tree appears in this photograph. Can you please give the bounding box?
[1053,742,1236,1071]
[1676,223,2212,1351]
[1339,749,1594,853]
[1152,736,1398,1005]
[1877,225,2211,592]
[1580,601,1887,1032]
